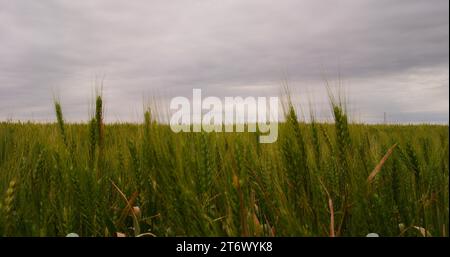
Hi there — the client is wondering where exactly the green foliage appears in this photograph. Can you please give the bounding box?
[0,97,448,237]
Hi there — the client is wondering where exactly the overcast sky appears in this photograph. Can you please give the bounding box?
[0,0,448,123]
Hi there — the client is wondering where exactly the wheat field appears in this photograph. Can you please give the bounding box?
[0,96,448,237]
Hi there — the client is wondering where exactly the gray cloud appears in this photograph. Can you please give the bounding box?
[0,0,448,123]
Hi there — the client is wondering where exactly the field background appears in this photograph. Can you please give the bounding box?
[0,99,448,237]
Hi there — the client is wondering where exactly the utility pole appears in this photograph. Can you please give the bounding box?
[383,112,387,124]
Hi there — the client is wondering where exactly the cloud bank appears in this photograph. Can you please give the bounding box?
[0,0,448,123]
